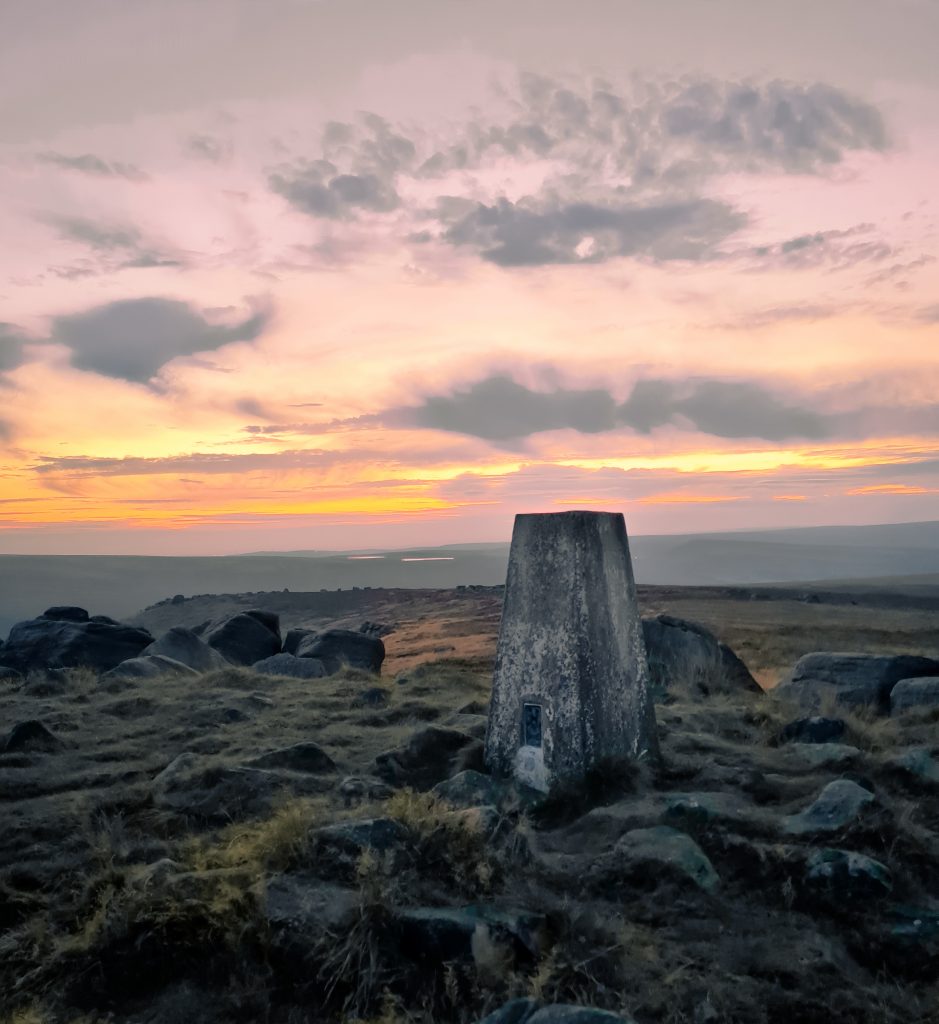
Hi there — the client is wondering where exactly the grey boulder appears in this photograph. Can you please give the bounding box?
[153,753,284,821]
[784,780,875,836]
[0,615,154,674]
[805,848,892,898]
[296,629,385,674]
[102,655,199,682]
[891,677,939,715]
[252,653,327,679]
[41,606,90,622]
[245,742,337,773]
[613,825,719,892]
[2,719,63,754]
[774,653,939,713]
[375,726,478,790]
[143,627,231,672]
[642,614,760,698]
[204,612,281,667]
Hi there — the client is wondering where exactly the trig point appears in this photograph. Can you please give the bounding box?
[484,510,659,792]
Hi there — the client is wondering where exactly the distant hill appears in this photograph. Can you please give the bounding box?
[1,520,938,637]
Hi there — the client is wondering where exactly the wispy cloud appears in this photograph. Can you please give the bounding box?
[36,151,148,181]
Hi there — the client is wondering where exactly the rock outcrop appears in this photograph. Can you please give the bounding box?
[642,614,761,698]
[252,653,327,679]
[0,615,154,674]
[142,627,231,672]
[295,628,385,674]
[203,612,282,667]
[774,653,939,713]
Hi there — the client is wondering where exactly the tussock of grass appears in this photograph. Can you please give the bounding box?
[182,796,328,875]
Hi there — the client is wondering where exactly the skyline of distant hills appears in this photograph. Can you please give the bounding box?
[2,519,939,637]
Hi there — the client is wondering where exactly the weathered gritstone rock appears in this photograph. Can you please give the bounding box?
[282,627,315,655]
[780,742,862,771]
[779,716,847,745]
[661,791,771,835]
[805,848,892,898]
[642,614,760,698]
[433,769,506,808]
[264,873,359,938]
[774,652,939,713]
[204,612,281,666]
[486,511,658,793]
[375,725,477,790]
[2,719,62,754]
[890,677,939,715]
[783,779,875,836]
[614,825,720,892]
[252,652,327,679]
[245,741,337,773]
[102,655,200,682]
[1,615,154,674]
[295,628,385,674]
[40,606,90,622]
[152,753,295,822]
[142,627,231,672]
[310,817,413,877]
[884,747,939,785]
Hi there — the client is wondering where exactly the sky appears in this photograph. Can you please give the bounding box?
[1,0,938,554]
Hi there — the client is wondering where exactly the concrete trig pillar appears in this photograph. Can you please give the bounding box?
[484,510,658,792]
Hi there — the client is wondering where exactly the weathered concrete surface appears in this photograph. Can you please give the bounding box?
[485,511,658,790]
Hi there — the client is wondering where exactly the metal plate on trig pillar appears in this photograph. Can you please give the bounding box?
[522,702,543,748]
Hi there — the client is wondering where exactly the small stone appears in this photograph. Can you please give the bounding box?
[433,769,504,808]
[3,720,62,753]
[246,742,337,773]
[252,653,327,679]
[891,677,939,715]
[782,743,861,770]
[805,848,891,898]
[784,779,875,836]
[615,825,720,892]
[884,748,939,785]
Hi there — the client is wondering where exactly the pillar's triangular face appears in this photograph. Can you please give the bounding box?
[484,510,658,792]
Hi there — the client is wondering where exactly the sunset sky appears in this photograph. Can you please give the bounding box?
[1,0,938,554]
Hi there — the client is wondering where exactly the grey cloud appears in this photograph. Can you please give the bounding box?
[438,195,745,266]
[0,323,26,374]
[36,151,147,181]
[271,113,414,220]
[33,449,342,476]
[407,374,829,442]
[186,134,232,162]
[659,79,887,171]
[917,304,939,323]
[410,376,618,440]
[45,297,273,384]
[45,215,142,253]
[748,224,893,271]
[418,73,888,183]
[269,165,400,219]
[41,214,185,271]
[662,380,829,440]
[717,304,836,330]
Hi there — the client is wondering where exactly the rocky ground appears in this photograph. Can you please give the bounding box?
[2,589,939,1023]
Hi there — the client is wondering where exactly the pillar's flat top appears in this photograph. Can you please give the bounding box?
[514,509,625,522]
